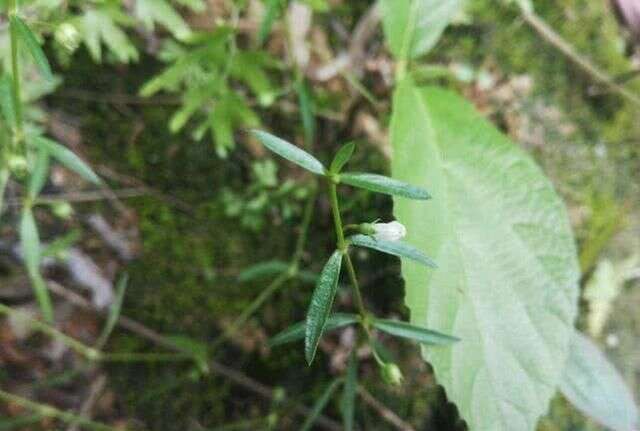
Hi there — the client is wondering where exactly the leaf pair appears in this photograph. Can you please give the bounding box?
[251,130,430,200]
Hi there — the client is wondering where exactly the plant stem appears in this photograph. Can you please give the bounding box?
[8,0,24,149]
[327,180,366,317]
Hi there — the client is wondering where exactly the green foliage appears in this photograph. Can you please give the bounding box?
[74,6,139,63]
[339,172,431,200]
[10,15,53,80]
[252,130,325,175]
[305,250,343,364]
[270,313,358,347]
[28,135,101,185]
[330,142,356,174]
[134,0,193,41]
[300,379,342,431]
[372,318,459,346]
[560,333,639,431]
[0,76,16,128]
[349,234,437,268]
[390,81,580,430]
[340,351,357,431]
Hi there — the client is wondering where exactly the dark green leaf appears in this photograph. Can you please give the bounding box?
[341,350,358,430]
[252,130,325,175]
[373,318,459,346]
[349,234,436,268]
[10,15,53,80]
[270,313,358,347]
[166,335,210,374]
[29,136,101,185]
[0,75,16,128]
[258,0,282,45]
[339,172,430,200]
[95,274,128,349]
[295,78,315,146]
[305,250,343,364]
[330,142,355,174]
[238,260,289,282]
[301,379,343,431]
[28,148,49,199]
[20,206,53,322]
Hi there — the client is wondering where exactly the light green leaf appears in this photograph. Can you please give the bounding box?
[10,15,54,80]
[349,234,436,268]
[20,206,54,322]
[390,81,579,431]
[560,333,638,431]
[340,350,357,431]
[270,313,358,347]
[305,250,343,364]
[0,75,16,128]
[258,0,283,45]
[77,9,138,63]
[252,130,325,175]
[134,0,192,41]
[380,0,464,60]
[301,379,342,431]
[29,136,101,185]
[373,318,459,345]
[339,172,430,200]
[330,142,355,174]
[28,148,50,199]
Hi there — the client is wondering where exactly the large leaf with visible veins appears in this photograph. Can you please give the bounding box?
[390,80,580,430]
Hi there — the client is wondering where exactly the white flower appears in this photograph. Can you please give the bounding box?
[372,221,406,242]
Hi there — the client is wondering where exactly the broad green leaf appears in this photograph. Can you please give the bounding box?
[380,0,464,60]
[330,142,355,174]
[238,260,290,282]
[0,75,16,128]
[373,318,459,345]
[305,250,343,364]
[301,379,342,431]
[270,313,358,347]
[95,274,128,349]
[349,234,436,268]
[340,350,357,431]
[20,206,54,322]
[29,136,101,185]
[339,172,430,200]
[28,148,49,199]
[560,333,639,431]
[252,130,325,175]
[10,16,54,80]
[390,81,579,430]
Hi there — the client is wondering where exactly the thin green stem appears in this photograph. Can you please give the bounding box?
[8,0,24,148]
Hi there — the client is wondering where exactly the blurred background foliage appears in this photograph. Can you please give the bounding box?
[0,0,639,429]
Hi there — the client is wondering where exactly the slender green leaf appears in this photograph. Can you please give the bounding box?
[0,169,9,219]
[95,274,128,349]
[373,318,459,346]
[339,172,430,200]
[29,136,101,185]
[0,75,16,128]
[349,234,436,268]
[28,148,50,199]
[305,250,343,364]
[270,313,358,347]
[560,333,638,431]
[341,350,358,431]
[295,78,315,146]
[10,15,54,80]
[258,0,282,45]
[380,0,463,60]
[301,379,342,431]
[238,260,289,282]
[166,335,210,373]
[391,81,580,431]
[330,142,355,174]
[20,206,53,322]
[252,130,325,175]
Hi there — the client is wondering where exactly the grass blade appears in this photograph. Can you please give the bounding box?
[252,130,325,175]
[270,313,358,347]
[340,172,430,200]
[305,250,343,364]
[10,16,53,81]
[301,379,343,431]
[349,234,437,268]
[373,318,459,345]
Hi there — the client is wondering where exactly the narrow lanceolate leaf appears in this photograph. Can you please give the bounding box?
[560,333,639,431]
[0,75,16,128]
[238,260,290,282]
[95,274,128,350]
[295,78,316,146]
[251,130,325,175]
[373,319,459,346]
[270,313,358,347]
[301,379,343,431]
[341,350,358,431]
[28,148,50,199]
[10,16,54,80]
[29,136,101,185]
[339,172,430,200]
[330,142,356,174]
[349,234,437,268]
[305,250,343,364]
[20,206,54,322]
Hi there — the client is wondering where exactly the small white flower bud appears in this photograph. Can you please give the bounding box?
[380,362,404,386]
[372,221,406,242]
